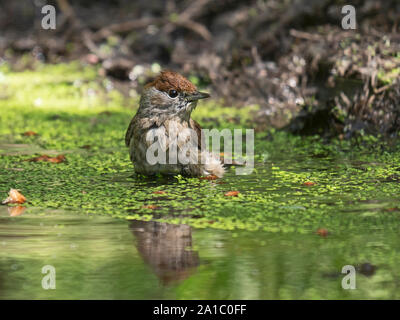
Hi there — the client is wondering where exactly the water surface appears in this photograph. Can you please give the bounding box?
[0,206,398,299]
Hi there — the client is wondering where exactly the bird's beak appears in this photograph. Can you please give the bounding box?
[185,91,210,102]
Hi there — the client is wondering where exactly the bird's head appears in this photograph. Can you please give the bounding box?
[138,71,210,121]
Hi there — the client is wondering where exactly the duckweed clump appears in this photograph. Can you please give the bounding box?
[1,62,400,234]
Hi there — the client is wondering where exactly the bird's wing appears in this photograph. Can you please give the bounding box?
[125,116,136,147]
[125,115,157,147]
[189,118,204,150]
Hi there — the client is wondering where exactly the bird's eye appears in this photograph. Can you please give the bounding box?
[168,90,178,98]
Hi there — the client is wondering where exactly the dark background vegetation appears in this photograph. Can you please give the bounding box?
[1,0,399,138]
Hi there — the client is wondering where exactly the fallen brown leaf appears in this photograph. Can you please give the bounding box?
[316,228,329,237]
[224,191,240,197]
[302,181,316,186]
[22,131,38,136]
[8,206,26,217]
[26,154,66,163]
[142,205,159,210]
[28,155,50,162]
[2,189,26,205]
[47,155,66,163]
[200,175,219,180]
[385,207,399,212]
[153,191,166,195]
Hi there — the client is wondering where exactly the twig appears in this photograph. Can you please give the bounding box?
[164,0,212,41]
[82,30,106,59]
[374,83,394,94]
[179,0,212,21]
[289,29,323,41]
[92,17,164,41]
[169,19,212,41]
[56,0,105,58]
[56,0,80,27]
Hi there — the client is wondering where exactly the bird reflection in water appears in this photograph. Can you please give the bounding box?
[130,220,199,285]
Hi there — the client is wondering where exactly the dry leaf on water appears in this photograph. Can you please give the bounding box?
[153,191,166,195]
[200,175,219,181]
[142,205,159,210]
[47,155,66,163]
[22,131,38,136]
[26,154,66,163]
[316,228,329,237]
[2,189,26,204]
[224,191,240,197]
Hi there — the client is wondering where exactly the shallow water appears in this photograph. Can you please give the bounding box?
[1,205,399,299]
[2,140,400,299]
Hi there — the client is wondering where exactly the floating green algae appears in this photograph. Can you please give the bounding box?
[1,62,400,234]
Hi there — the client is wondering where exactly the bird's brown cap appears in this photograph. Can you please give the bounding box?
[146,71,197,93]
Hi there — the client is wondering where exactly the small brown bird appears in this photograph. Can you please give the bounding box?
[125,71,224,177]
